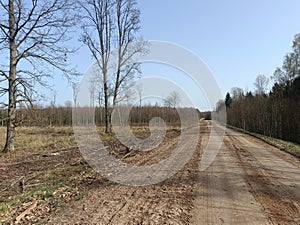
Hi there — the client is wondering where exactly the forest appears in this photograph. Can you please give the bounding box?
[0,105,205,127]
[217,34,300,145]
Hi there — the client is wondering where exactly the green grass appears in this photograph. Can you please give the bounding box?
[75,191,87,201]
[256,134,300,158]
[0,203,11,218]
[0,182,82,218]
[0,183,60,217]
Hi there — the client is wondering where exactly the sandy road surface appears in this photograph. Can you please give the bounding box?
[193,123,300,225]
[47,123,300,225]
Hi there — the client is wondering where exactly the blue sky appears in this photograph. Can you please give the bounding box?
[51,0,300,110]
[138,0,300,90]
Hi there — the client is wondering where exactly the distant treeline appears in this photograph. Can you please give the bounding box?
[0,106,207,127]
[222,77,300,145]
[216,34,300,145]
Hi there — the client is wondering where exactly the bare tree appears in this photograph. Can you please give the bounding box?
[254,74,269,95]
[231,87,244,100]
[79,0,144,133]
[164,91,181,108]
[112,0,143,106]
[80,0,114,133]
[0,0,77,152]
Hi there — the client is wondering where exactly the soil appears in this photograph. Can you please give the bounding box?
[0,122,299,224]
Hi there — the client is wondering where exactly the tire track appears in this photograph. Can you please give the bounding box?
[192,123,269,225]
[225,130,300,225]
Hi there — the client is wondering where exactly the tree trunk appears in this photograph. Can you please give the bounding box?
[104,74,111,133]
[3,0,17,153]
[113,70,120,107]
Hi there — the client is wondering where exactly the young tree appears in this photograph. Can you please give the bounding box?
[79,0,144,133]
[0,0,77,152]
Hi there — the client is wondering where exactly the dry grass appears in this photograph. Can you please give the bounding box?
[0,125,94,223]
[0,126,78,153]
[257,135,300,158]
[0,125,182,153]
[0,125,184,223]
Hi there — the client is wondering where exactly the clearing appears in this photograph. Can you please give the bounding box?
[0,122,299,224]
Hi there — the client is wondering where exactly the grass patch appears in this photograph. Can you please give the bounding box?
[0,183,64,217]
[0,179,87,221]
[0,126,77,152]
[75,191,87,201]
[256,134,300,158]
[0,203,11,218]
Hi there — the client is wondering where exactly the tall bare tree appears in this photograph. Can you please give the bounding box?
[254,74,269,95]
[80,0,113,132]
[112,0,143,106]
[0,0,77,152]
[79,0,144,133]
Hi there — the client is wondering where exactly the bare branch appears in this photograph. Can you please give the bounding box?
[0,0,78,152]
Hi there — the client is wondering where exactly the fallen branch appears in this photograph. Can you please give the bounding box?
[15,199,37,223]
[121,147,138,159]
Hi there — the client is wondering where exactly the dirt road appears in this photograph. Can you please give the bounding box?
[193,124,300,225]
[42,123,300,224]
